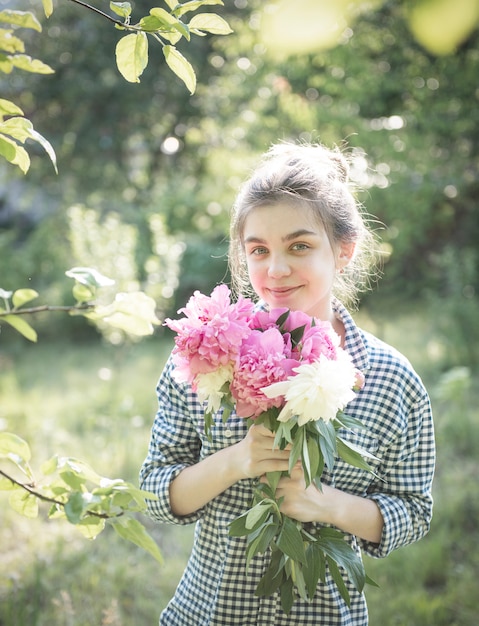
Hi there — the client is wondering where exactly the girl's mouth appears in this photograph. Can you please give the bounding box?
[266,286,300,297]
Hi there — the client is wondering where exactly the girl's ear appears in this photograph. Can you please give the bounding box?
[337,241,356,271]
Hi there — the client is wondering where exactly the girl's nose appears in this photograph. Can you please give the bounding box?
[268,254,291,279]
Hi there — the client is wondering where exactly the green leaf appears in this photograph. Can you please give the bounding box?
[0,10,42,31]
[317,528,366,593]
[72,282,95,304]
[0,432,31,461]
[93,480,156,510]
[275,309,290,329]
[115,32,148,83]
[1,314,37,341]
[277,517,306,564]
[0,476,16,490]
[327,556,351,606]
[255,548,285,597]
[288,324,307,347]
[10,54,54,74]
[163,45,196,94]
[0,132,30,172]
[0,32,24,55]
[288,426,303,474]
[65,267,115,288]
[316,419,337,470]
[0,287,13,299]
[112,516,164,564]
[138,16,181,43]
[61,470,89,491]
[245,501,272,530]
[150,8,190,40]
[12,288,38,308]
[408,0,479,56]
[306,433,322,481]
[9,488,39,518]
[289,559,308,601]
[334,411,367,431]
[64,491,86,523]
[273,418,295,447]
[0,134,17,161]
[188,12,232,35]
[0,57,13,74]
[110,2,131,19]
[88,291,160,336]
[265,470,282,493]
[229,512,250,537]
[57,457,104,486]
[251,521,279,555]
[28,127,57,173]
[174,0,224,18]
[304,542,325,598]
[75,515,106,539]
[280,576,294,614]
[336,437,376,473]
[42,0,54,18]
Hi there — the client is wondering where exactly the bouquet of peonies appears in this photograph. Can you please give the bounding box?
[165,284,377,613]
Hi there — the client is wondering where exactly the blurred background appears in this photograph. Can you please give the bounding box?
[1,0,478,623]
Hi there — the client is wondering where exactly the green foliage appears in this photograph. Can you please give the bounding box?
[425,247,479,368]
[0,431,163,562]
[112,0,232,89]
[0,12,56,173]
[0,266,161,343]
[226,407,377,610]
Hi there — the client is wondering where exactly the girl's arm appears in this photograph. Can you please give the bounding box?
[169,424,290,516]
[275,465,384,544]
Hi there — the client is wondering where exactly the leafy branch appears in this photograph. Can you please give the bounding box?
[0,2,232,175]
[0,267,161,342]
[0,432,163,563]
[48,0,233,91]
[0,467,121,520]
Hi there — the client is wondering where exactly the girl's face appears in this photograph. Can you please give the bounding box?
[242,202,352,322]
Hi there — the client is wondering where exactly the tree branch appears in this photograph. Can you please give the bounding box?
[66,0,125,27]
[0,304,94,317]
[0,468,123,520]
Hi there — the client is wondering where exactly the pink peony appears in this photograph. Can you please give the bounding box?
[164,284,254,384]
[230,328,298,418]
[292,321,339,363]
[250,308,289,331]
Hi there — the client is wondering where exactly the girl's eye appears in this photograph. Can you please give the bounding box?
[291,242,310,251]
[250,246,268,256]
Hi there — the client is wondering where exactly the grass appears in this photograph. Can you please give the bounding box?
[0,303,478,625]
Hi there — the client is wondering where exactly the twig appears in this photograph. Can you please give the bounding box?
[67,0,125,27]
[0,468,123,520]
[0,304,93,317]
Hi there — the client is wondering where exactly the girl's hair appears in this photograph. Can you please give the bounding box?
[228,141,380,307]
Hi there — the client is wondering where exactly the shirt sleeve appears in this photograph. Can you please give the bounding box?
[139,357,204,525]
[359,391,436,558]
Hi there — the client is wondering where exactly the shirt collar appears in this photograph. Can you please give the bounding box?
[332,298,370,373]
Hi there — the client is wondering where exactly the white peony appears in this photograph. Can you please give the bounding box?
[262,349,357,426]
[195,364,234,413]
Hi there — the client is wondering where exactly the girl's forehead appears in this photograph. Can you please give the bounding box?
[243,201,323,234]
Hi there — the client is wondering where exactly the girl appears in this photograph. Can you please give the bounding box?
[140,142,435,625]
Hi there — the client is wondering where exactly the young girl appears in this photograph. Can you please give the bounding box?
[139,142,436,625]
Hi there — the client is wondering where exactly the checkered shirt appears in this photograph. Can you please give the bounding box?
[139,300,436,625]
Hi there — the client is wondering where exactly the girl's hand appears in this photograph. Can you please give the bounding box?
[275,463,335,524]
[232,424,291,480]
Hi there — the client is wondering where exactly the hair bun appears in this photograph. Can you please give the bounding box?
[264,142,350,184]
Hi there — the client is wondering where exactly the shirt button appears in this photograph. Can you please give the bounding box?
[224,428,233,438]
